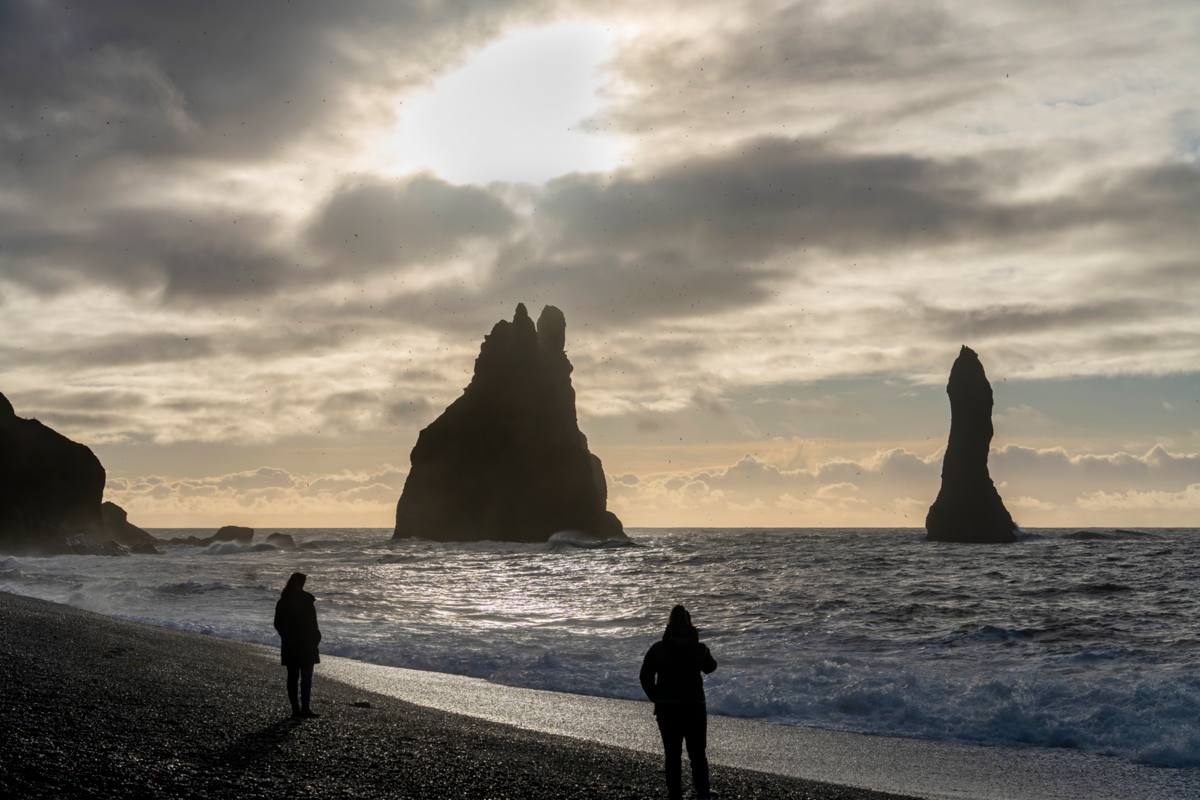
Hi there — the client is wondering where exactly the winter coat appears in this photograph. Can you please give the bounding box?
[274,589,321,666]
[639,622,717,713]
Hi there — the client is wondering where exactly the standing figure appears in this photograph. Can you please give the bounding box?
[640,604,718,800]
[274,572,322,719]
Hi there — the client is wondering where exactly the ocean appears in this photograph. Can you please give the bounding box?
[2,527,1197,769]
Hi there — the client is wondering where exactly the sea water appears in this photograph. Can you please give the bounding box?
[2,528,1198,769]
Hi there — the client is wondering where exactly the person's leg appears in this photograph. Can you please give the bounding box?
[300,663,314,711]
[684,707,710,799]
[286,665,300,714]
[656,709,685,800]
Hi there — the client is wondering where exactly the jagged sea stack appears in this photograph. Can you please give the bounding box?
[925,347,1017,543]
[393,304,625,543]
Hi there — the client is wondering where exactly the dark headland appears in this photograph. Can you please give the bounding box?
[925,347,1017,543]
[0,391,156,555]
[0,591,913,800]
[394,303,625,543]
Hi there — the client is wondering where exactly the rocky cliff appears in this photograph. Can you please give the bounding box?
[393,304,625,543]
[925,347,1017,543]
[0,391,107,553]
[100,501,159,554]
[0,392,155,555]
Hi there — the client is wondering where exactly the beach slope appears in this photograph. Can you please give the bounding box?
[0,592,911,799]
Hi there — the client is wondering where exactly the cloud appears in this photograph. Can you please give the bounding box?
[308,175,517,269]
[1078,485,1200,512]
[607,0,983,137]
[302,133,1200,340]
[915,298,1187,341]
[603,0,1200,154]
[317,389,437,434]
[993,444,1200,498]
[533,137,1038,259]
[9,388,149,412]
[607,443,1200,527]
[0,0,528,183]
[994,403,1052,430]
[0,206,296,302]
[109,464,409,527]
[1,0,1197,527]
[492,248,783,327]
[215,467,297,491]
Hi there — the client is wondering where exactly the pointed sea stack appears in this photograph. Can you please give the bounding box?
[925,347,1017,543]
[393,304,625,543]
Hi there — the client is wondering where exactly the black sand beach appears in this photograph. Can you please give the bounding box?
[0,592,916,799]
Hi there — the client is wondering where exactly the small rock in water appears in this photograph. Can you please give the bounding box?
[266,532,296,549]
[351,700,372,709]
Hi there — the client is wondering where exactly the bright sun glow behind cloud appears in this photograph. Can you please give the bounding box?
[384,21,627,185]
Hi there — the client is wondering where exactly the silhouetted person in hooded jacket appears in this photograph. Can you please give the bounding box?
[274,572,321,718]
[640,605,717,800]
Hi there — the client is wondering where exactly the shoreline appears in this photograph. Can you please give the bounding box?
[315,654,1200,800]
[7,529,1200,799]
[0,590,913,799]
[6,592,1198,800]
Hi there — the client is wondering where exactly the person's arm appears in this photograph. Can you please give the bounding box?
[698,643,717,674]
[273,600,284,635]
[639,646,659,701]
[307,601,321,644]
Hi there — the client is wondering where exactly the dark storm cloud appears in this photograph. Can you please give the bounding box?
[0,323,366,371]
[533,137,1042,259]
[34,411,131,432]
[916,298,1187,340]
[1073,163,1200,242]
[316,388,437,434]
[15,333,215,368]
[0,206,294,301]
[293,137,1196,338]
[8,389,149,413]
[308,175,518,269]
[0,0,526,182]
[493,248,783,326]
[1102,260,1200,298]
[1,0,1194,391]
[301,243,782,335]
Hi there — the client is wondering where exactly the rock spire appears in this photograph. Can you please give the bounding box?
[393,304,625,543]
[925,347,1017,543]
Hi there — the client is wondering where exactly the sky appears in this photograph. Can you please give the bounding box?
[1,0,1198,528]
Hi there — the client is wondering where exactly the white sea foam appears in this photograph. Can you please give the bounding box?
[201,541,279,555]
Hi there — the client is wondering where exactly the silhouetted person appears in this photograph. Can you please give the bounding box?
[274,572,321,719]
[640,605,717,800]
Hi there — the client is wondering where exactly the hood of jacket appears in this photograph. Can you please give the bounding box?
[662,621,699,645]
[280,589,315,605]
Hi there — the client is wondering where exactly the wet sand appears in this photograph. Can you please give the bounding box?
[0,591,913,799]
